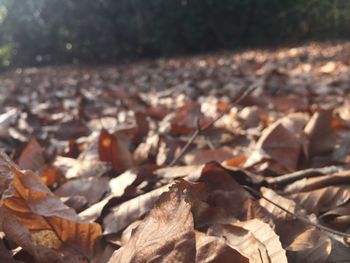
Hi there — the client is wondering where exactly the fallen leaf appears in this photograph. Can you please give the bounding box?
[18,138,45,171]
[107,181,196,262]
[288,184,350,215]
[287,228,331,263]
[98,129,134,174]
[304,110,337,157]
[53,156,111,179]
[195,231,248,263]
[245,120,302,172]
[103,184,171,234]
[54,176,109,206]
[208,219,287,263]
[0,152,101,260]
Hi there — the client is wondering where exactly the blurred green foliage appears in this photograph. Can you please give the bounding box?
[0,0,349,68]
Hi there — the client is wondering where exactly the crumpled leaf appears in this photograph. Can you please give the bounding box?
[0,206,66,263]
[288,184,350,216]
[208,219,287,263]
[287,228,331,263]
[258,187,333,261]
[0,152,101,260]
[107,181,196,263]
[195,231,248,263]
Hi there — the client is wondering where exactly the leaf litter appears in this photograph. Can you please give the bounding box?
[1,42,350,262]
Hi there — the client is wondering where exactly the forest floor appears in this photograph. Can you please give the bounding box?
[1,41,350,262]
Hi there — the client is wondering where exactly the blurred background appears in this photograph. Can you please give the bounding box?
[0,0,349,69]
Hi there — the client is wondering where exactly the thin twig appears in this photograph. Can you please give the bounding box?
[169,84,260,166]
[266,164,350,186]
[243,185,350,239]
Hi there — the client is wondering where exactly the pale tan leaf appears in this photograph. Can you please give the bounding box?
[107,181,196,263]
[234,219,288,263]
[258,187,334,262]
[287,228,331,263]
[245,121,302,172]
[103,184,171,234]
[209,224,265,262]
[304,110,337,157]
[288,184,350,215]
[54,176,109,206]
[195,231,248,263]
[53,156,111,179]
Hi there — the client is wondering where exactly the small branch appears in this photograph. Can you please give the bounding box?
[266,164,350,186]
[243,185,350,239]
[169,83,260,166]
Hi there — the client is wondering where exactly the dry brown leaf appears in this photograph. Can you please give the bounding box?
[195,231,248,263]
[0,206,67,263]
[54,176,109,206]
[245,121,302,172]
[0,152,101,260]
[103,184,171,234]
[18,138,45,171]
[258,187,336,262]
[92,239,119,263]
[320,204,350,231]
[234,219,287,262]
[286,228,331,263]
[98,129,134,174]
[208,219,287,263]
[107,181,196,263]
[304,110,337,157]
[288,185,350,216]
[53,156,111,179]
[79,195,114,222]
[197,162,253,220]
[259,188,314,247]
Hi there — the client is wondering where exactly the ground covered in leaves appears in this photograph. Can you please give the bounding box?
[1,42,350,262]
